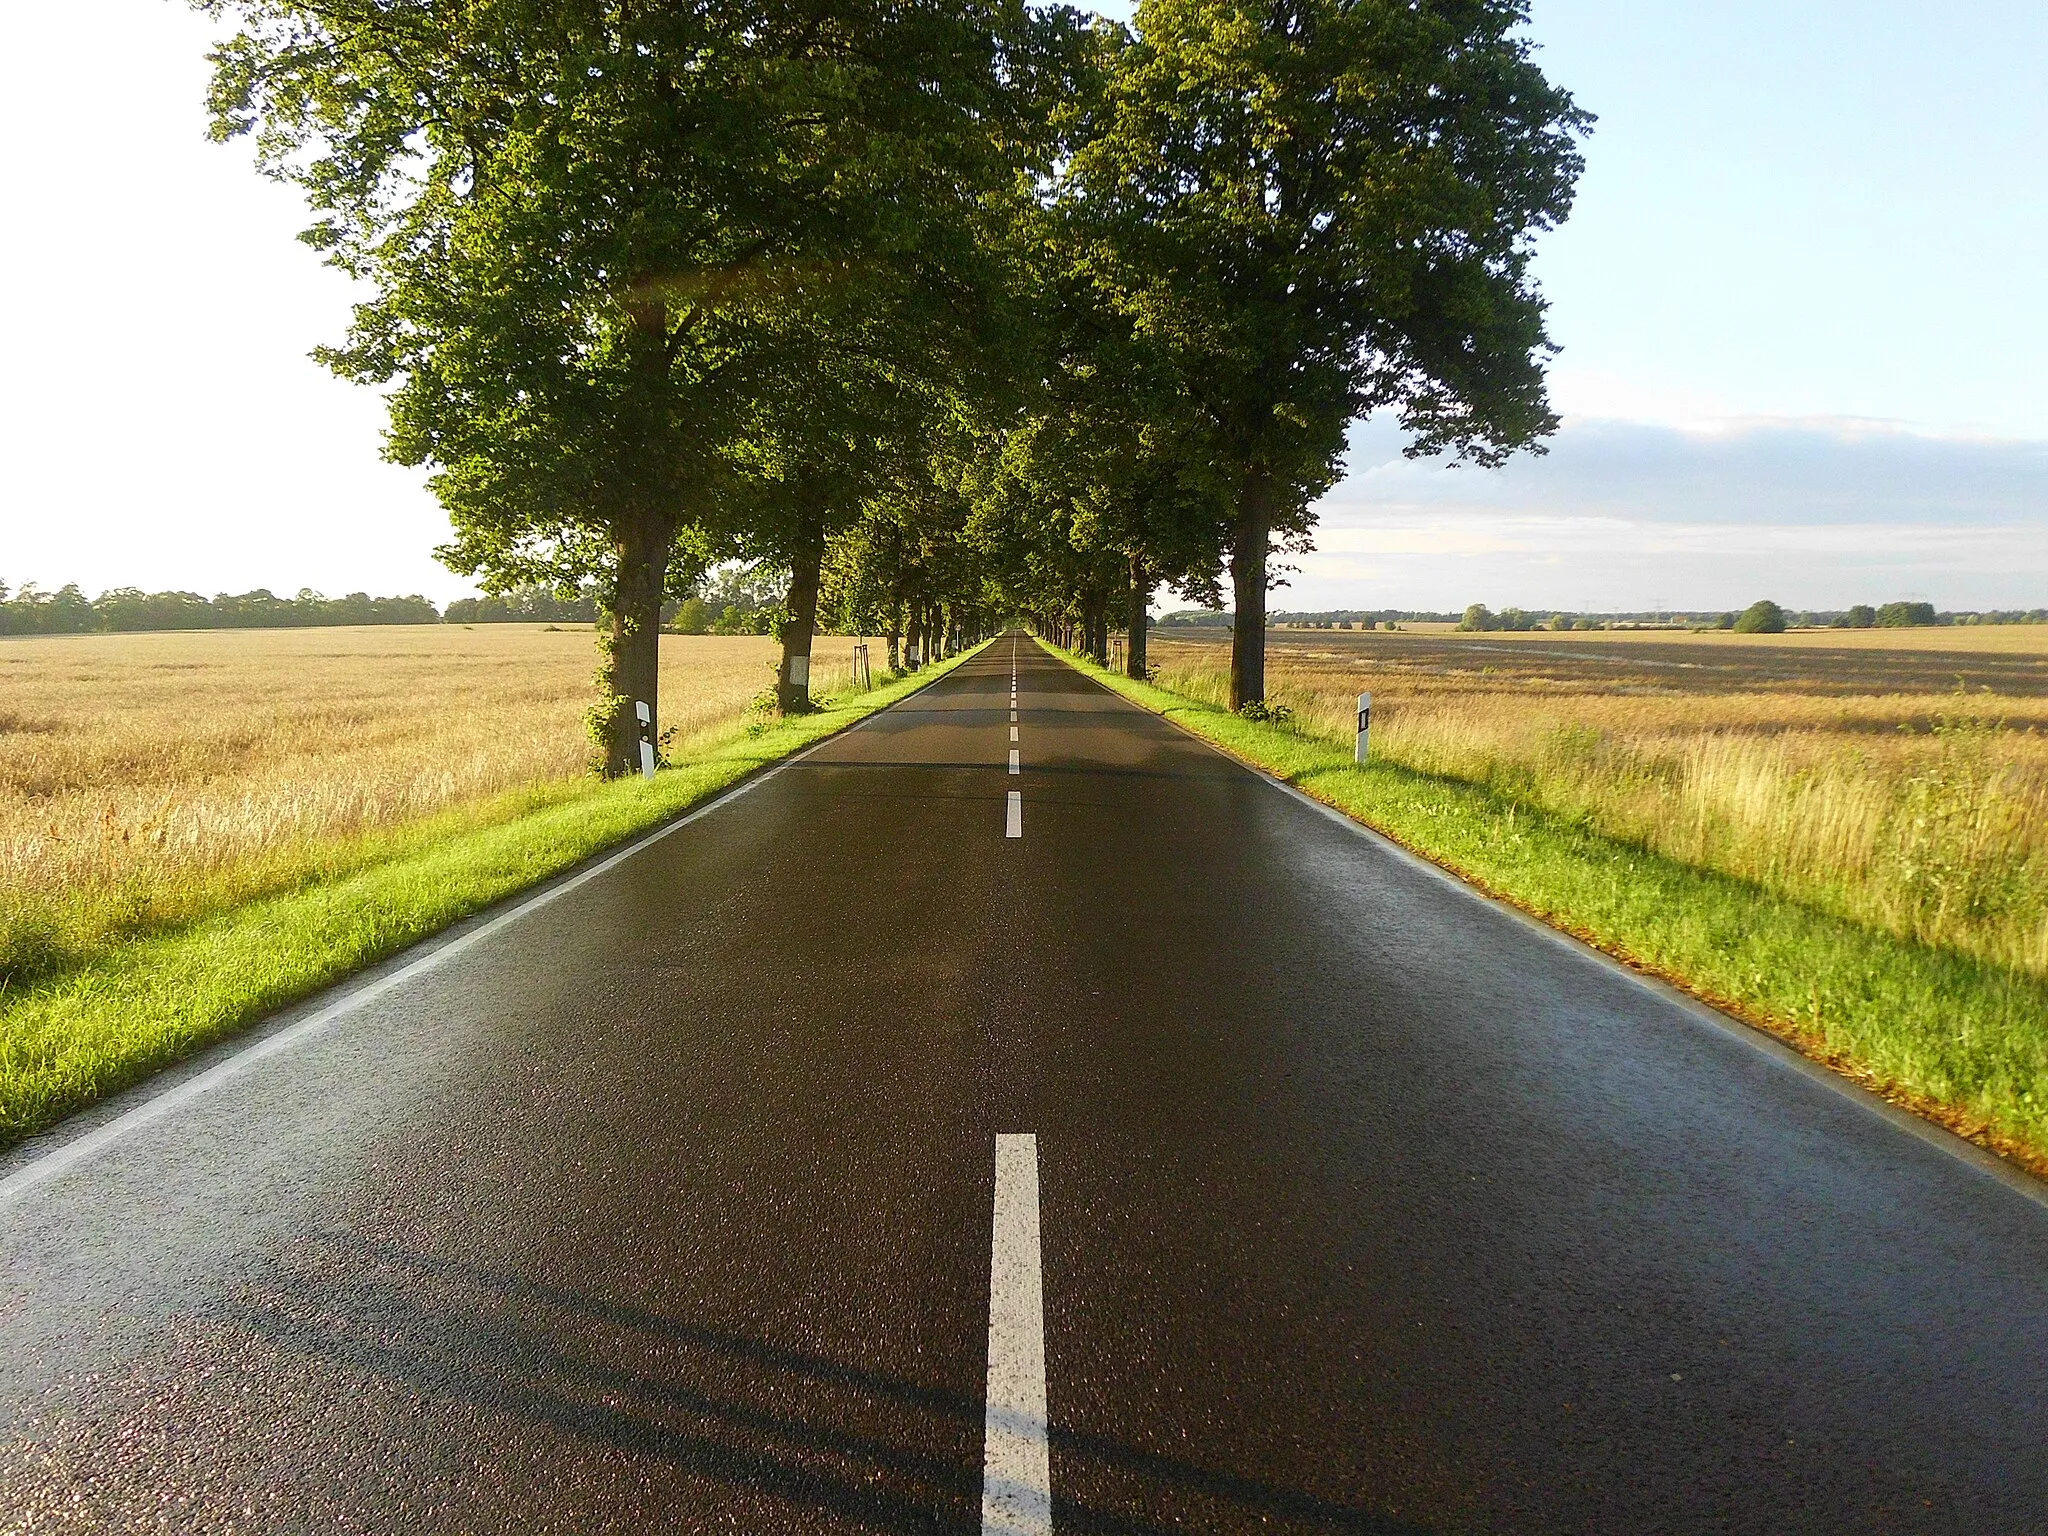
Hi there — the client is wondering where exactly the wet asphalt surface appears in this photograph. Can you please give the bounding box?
[2,635,2046,1532]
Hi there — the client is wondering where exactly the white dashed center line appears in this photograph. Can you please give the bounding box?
[981,1134,1051,1536]
[1009,749,1020,775]
[1009,726,1019,742]
[1005,791,1022,838]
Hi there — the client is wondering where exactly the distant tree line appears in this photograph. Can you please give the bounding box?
[0,582,438,635]
[1158,601,2048,636]
[16,576,2040,641]
[1449,600,2047,634]
[442,585,600,624]
[444,573,785,630]
[4,573,807,636]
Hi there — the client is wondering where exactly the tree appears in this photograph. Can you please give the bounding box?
[199,0,1077,771]
[1877,600,1937,628]
[670,597,714,635]
[971,140,1231,676]
[729,255,1023,711]
[822,508,916,667]
[1067,0,1587,705]
[1733,599,1787,634]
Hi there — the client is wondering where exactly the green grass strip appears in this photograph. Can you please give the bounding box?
[1070,650,2048,1170]
[0,648,982,1149]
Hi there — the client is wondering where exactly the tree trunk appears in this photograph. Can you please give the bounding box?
[597,288,678,778]
[1229,471,1272,709]
[602,504,674,777]
[1083,595,1107,665]
[887,617,901,673]
[907,606,923,669]
[1125,553,1150,678]
[777,498,827,714]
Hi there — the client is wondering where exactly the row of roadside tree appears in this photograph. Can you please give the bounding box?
[197,0,1589,774]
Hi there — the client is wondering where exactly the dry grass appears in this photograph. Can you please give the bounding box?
[1154,632,2048,978]
[0,626,873,985]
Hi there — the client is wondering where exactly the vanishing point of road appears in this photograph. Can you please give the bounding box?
[3,636,2045,1532]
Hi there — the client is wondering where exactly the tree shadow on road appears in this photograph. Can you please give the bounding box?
[214,1228,1433,1534]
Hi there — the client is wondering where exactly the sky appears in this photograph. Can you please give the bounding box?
[1,1,2043,613]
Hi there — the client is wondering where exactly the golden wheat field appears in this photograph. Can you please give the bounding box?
[0,625,874,982]
[1155,629,2048,977]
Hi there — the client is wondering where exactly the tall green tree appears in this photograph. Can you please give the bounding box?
[199,0,1077,771]
[1069,0,1588,704]
[986,270,1227,674]
[727,231,1025,711]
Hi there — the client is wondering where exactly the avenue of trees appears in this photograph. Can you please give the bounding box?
[198,0,1590,773]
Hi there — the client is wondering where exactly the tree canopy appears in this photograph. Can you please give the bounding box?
[198,0,1586,761]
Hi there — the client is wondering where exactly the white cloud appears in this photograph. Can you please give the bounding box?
[1282,415,2048,611]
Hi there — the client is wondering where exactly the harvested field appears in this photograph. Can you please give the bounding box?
[0,626,875,987]
[1154,628,2048,977]
[1191,625,2048,696]
[1373,623,2048,655]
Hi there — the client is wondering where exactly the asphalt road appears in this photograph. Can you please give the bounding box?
[3,635,2046,1533]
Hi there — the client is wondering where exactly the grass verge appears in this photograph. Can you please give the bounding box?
[1071,651,2048,1177]
[0,651,980,1150]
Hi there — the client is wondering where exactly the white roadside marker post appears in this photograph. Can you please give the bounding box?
[636,701,657,780]
[1355,691,1372,765]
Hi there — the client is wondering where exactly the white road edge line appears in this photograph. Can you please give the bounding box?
[0,662,964,1207]
[982,1133,1052,1536]
[1006,791,1023,838]
[1009,750,1021,775]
